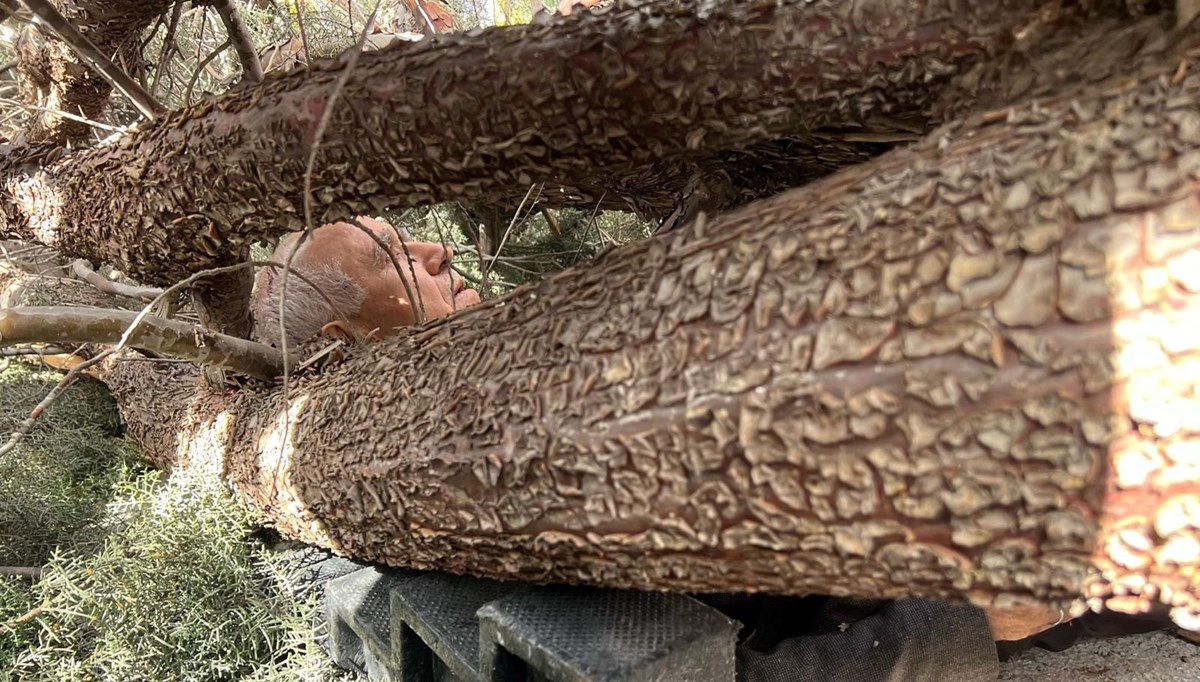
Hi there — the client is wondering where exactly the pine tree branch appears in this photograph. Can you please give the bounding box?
[105,35,1200,627]
[71,259,164,302]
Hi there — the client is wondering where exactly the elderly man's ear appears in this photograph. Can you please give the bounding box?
[320,320,391,345]
[320,321,357,345]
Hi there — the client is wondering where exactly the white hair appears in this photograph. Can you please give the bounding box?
[251,262,366,348]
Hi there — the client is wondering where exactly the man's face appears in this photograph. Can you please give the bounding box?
[283,217,480,340]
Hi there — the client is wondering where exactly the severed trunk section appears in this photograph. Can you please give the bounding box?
[108,42,1200,627]
[2,0,1075,284]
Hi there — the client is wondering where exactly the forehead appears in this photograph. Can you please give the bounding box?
[285,219,394,266]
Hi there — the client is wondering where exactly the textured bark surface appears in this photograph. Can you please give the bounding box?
[106,38,1200,626]
[188,267,254,339]
[15,0,173,144]
[1,0,1062,284]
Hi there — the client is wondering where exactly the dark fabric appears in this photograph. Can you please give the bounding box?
[716,596,999,682]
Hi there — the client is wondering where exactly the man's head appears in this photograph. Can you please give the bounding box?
[251,216,480,347]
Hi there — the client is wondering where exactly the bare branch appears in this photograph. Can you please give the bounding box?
[210,0,264,83]
[0,599,49,635]
[0,252,362,457]
[101,27,1200,628]
[0,306,291,380]
[0,0,19,24]
[345,216,424,324]
[280,0,382,399]
[150,1,184,98]
[1181,0,1200,27]
[21,0,165,120]
[0,364,83,457]
[1,345,67,356]
[183,38,231,107]
[0,566,40,580]
[71,259,164,302]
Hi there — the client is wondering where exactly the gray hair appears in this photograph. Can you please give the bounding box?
[251,262,366,348]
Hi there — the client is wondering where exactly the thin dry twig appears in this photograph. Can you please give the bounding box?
[480,183,539,293]
[345,216,424,323]
[1181,0,1200,28]
[150,1,185,98]
[1,346,68,356]
[211,0,264,83]
[411,0,439,35]
[392,230,428,322]
[71,259,165,302]
[427,204,463,310]
[0,367,86,458]
[573,191,607,261]
[21,0,165,119]
[280,0,382,400]
[262,0,382,497]
[0,599,50,635]
[184,38,232,106]
[0,96,128,132]
[293,0,312,71]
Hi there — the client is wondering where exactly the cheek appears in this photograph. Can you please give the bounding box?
[357,276,415,329]
[358,296,413,333]
[414,277,453,314]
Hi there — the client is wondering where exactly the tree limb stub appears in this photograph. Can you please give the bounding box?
[2,0,1056,284]
[0,306,290,380]
[107,44,1200,628]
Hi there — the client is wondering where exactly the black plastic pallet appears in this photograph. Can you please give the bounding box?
[312,549,738,681]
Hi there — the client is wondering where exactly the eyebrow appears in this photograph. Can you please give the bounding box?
[371,225,394,267]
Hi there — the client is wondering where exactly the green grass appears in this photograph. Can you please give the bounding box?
[0,362,350,681]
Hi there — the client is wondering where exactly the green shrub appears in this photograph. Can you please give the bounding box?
[0,363,348,681]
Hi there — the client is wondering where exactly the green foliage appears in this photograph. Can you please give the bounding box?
[391,203,653,300]
[2,474,336,681]
[0,363,139,568]
[0,364,347,682]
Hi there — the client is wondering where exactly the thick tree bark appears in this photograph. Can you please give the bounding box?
[104,35,1200,627]
[14,0,173,143]
[1,0,1068,284]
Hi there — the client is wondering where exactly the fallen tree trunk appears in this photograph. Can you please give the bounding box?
[1,0,1072,284]
[104,35,1200,628]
